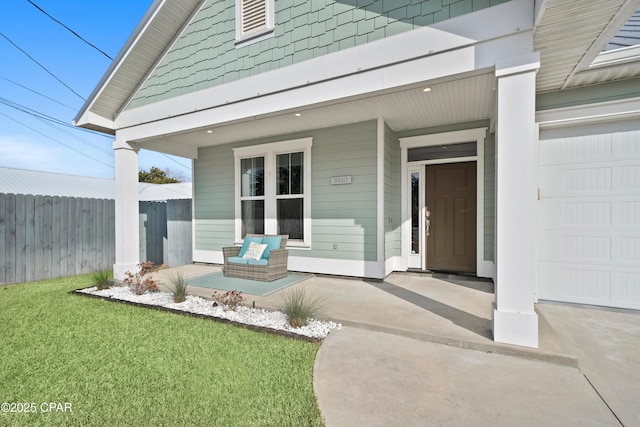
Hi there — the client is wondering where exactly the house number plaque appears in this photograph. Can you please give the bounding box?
[331,176,352,185]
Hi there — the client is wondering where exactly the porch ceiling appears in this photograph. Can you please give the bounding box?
[139,72,496,151]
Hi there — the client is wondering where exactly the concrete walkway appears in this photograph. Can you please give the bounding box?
[154,265,640,426]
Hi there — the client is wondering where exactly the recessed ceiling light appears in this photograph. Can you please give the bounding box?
[422,87,432,93]
[294,113,302,117]
[206,130,213,133]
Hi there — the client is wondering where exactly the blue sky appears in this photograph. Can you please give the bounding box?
[0,0,192,181]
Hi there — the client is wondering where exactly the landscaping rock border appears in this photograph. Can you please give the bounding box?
[73,286,340,342]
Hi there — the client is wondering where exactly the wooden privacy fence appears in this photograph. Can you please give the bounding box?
[0,194,192,285]
[0,194,115,285]
[139,199,192,268]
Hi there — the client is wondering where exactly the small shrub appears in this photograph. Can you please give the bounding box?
[124,261,159,295]
[212,290,244,311]
[169,274,188,303]
[92,269,113,290]
[279,287,324,328]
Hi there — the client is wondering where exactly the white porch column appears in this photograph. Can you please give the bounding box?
[492,53,540,348]
[113,139,140,280]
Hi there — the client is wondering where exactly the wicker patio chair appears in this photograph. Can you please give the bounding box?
[222,234,289,281]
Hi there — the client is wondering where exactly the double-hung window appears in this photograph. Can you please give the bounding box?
[234,138,312,246]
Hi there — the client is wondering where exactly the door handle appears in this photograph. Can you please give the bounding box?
[425,210,430,236]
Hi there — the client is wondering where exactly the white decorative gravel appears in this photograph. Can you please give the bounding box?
[77,286,340,340]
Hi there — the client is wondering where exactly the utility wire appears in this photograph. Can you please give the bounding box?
[26,0,113,61]
[0,75,76,111]
[0,111,113,169]
[0,96,70,127]
[0,95,110,139]
[0,32,85,101]
[35,116,113,157]
[161,153,192,172]
[0,97,113,156]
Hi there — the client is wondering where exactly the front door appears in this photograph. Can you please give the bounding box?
[425,162,477,273]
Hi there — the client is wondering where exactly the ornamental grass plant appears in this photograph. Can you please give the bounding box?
[168,273,188,303]
[0,275,322,426]
[279,286,324,328]
[91,269,112,290]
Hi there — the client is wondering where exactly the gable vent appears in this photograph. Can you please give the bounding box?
[242,0,267,34]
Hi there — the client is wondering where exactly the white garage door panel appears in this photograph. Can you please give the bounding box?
[539,121,640,167]
[538,120,640,309]
[538,230,640,265]
[539,161,640,199]
[538,197,614,229]
[538,263,640,309]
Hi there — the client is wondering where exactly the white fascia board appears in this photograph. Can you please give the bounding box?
[536,96,640,128]
[74,0,166,127]
[400,128,488,148]
[495,52,541,77]
[533,0,549,30]
[73,110,115,133]
[114,51,466,142]
[589,44,640,69]
[135,138,199,159]
[573,0,640,73]
[116,32,475,131]
[117,31,530,144]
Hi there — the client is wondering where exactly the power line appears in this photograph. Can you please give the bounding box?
[0,95,112,140]
[0,32,85,101]
[0,97,113,156]
[26,0,113,61]
[0,111,113,169]
[161,153,192,172]
[36,117,113,157]
[0,96,70,127]
[0,75,76,111]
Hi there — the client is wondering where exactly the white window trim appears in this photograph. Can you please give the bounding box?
[235,0,275,46]
[233,138,312,248]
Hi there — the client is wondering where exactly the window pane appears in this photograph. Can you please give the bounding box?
[291,152,303,194]
[241,200,264,237]
[241,157,264,197]
[277,198,303,240]
[277,154,289,195]
[411,172,420,254]
[408,142,477,162]
[277,152,303,195]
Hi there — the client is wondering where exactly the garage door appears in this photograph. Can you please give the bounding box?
[538,119,640,310]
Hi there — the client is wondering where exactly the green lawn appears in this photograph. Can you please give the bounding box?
[0,275,323,426]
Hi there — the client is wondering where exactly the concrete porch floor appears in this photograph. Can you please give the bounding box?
[152,264,640,426]
[153,263,570,364]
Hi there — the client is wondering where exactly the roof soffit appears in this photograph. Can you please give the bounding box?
[74,0,203,129]
[534,0,640,93]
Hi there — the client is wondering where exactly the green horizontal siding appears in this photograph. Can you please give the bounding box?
[536,78,640,111]
[194,120,379,261]
[384,123,401,262]
[483,132,495,262]
[193,143,235,251]
[128,0,510,109]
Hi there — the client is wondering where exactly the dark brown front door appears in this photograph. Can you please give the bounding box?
[425,162,476,273]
